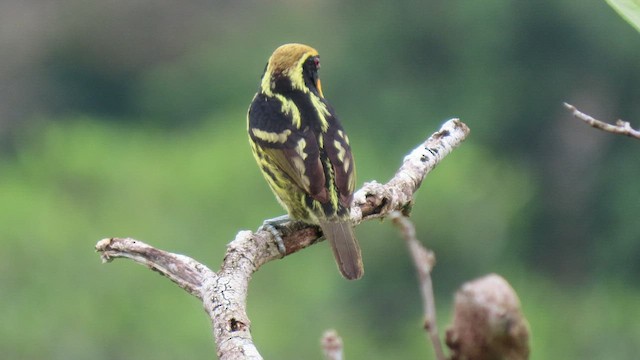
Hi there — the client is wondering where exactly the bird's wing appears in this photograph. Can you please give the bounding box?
[248,94,329,203]
[322,114,356,208]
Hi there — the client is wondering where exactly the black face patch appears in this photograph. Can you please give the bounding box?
[302,56,321,95]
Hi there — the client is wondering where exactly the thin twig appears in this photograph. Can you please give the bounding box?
[321,329,344,360]
[564,102,640,140]
[390,211,445,360]
[95,118,470,359]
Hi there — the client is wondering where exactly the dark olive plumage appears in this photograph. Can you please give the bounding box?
[247,44,363,280]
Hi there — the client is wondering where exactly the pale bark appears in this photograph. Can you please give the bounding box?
[95,118,470,359]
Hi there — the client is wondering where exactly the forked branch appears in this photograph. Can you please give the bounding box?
[95,118,470,360]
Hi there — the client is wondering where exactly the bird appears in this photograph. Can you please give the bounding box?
[247,43,364,280]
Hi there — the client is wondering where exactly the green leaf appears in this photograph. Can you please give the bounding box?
[606,0,640,33]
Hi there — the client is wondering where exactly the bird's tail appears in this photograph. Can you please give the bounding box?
[320,220,364,280]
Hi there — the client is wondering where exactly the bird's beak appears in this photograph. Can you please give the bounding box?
[316,79,324,97]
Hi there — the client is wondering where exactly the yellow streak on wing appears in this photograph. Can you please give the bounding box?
[343,157,351,173]
[275,94,302,129]
[310,94,330,131]
[296,138,307,160]
[333,139,346,162]
[347,170,355,193]
[331,126,356,192]
[251,128,291,143]
[329,179,339,209]
[291,156,311,189]
[336,129,351,146]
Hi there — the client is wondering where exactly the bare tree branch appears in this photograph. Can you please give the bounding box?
[389,211,445,360]
[321,329,344,360]
[97,237,211,298]
[445,274,530,360]
[95,118,470,360]
[564,102,640,140]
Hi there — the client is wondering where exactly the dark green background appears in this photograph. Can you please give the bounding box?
[1,1,639,359]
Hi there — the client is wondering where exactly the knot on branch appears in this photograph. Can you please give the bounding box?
[229,318,248,332]
[446,274,530,360]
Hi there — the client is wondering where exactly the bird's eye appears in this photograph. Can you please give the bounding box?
[313,56,320,69]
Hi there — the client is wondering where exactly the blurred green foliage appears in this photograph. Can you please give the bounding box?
[607,0,640,32]
[1,0,640,359]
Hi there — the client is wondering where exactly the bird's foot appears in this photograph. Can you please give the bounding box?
[259,214,291,255]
